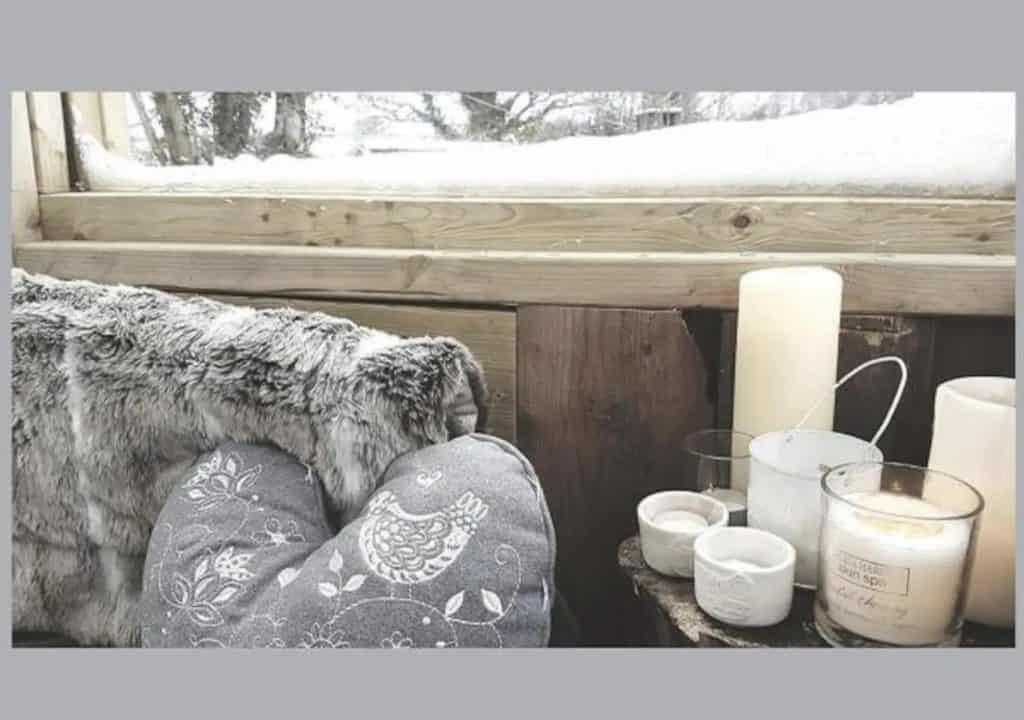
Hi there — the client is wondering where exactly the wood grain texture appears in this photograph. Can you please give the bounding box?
[66,92,104,145]
[834,315,937,465]
[26,92,70,193]
[13,242,1015,316]
[66,92,130,156]
[39,193,1015,255]
[517,306,712,645]
[11,92,42,245]
[195,294,516,442]
[97,93,131,157]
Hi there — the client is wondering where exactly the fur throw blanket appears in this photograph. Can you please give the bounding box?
[12,269,488,646]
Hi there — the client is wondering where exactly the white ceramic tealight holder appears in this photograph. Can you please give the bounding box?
[694,526,796,627]
[637,491,728,578]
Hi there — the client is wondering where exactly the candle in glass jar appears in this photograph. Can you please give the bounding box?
[654,510,709,533]
[704,487,748,526]
[731,267,842,492]
[820,492,971,646]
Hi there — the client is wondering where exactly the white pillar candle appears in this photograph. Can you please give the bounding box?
[731,267,843,491]
[820,492,972,646]
[927,377,1015,628]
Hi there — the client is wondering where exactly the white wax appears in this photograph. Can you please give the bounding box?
[821,492,971,646]
[928,377,1015,627]
[731,267,842,491]
[654,510,709,533]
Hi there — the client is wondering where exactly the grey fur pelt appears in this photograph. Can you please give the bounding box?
[11,269,489,646]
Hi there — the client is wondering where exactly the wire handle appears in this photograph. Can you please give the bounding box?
[793,355,909,447]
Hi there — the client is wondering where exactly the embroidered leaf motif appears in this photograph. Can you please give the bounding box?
[204,450,222,473]
[235,466,261,493]
[277,567,300,587]
[170,574,191,606]
[212,584,240,605]
[187,488,207,501]
[318,583,339,598]
[188,603,224,627]
[342,574,366,592]
[444,591,465,617]
[193,576,215,601]
[194,556,210,582]
[481,588,503,615]
[224,454,240,476]
[329,550,344,573]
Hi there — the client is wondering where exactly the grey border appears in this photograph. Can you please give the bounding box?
[2,1,1021,718]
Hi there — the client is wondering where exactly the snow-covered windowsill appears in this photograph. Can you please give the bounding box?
[75,93,1015,199]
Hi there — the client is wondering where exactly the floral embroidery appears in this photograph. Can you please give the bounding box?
[298,621,349,649]
[252,517,306,547]
[212,546,255,582]
[166,549,250,627]
[183,450,262,512]
[380,630,414,649]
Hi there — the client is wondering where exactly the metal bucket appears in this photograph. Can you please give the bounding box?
[747,357,907,588]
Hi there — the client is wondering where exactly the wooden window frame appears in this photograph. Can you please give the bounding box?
[10,90,1016,317]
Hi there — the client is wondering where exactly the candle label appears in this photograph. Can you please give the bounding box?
[834,551,910,596]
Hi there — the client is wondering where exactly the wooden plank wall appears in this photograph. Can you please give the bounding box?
[13,241,1015,316]
[517,307,713,646]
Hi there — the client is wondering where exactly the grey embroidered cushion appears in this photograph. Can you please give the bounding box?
[139,435,556,648]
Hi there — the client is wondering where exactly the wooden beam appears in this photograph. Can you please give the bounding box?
[39,192,1015,255]
[11,92,42,245]
[26,93,70,193]
[13,242,1016,316]
[97,93,131,157]
[66,92,130,156]
[195,294,517,442]
[66,92,104,144]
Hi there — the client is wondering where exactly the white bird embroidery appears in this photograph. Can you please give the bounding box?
[359,491,489,585]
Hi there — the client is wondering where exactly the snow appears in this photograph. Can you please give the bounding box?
[84,92,1015,197]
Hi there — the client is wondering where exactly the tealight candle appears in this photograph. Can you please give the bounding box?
[815,463,983,648]
[654,510,709,533]
[638,491,729,578]
[694,526,796,627]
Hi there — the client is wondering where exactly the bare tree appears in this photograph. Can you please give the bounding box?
[362,92,584,142]
[130,92,169,165]
[150,92,200,165]
[210,92,267,158]
[256,92,313,156]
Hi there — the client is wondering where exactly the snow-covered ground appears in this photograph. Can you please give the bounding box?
[90,92,1014,197]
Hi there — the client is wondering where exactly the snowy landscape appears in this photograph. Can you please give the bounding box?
[77,91,1015,197]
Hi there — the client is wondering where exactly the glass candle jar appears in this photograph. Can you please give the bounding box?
[683,429,754,526]
[814,462,983,648]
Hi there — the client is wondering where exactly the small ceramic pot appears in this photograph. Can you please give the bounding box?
[637,491,728,577]
[694,526,795,627]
